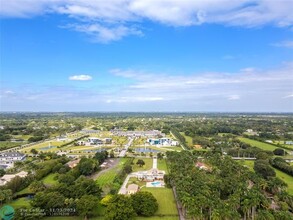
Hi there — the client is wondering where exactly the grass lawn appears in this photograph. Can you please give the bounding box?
[180,132,193,147]
[16,186,33,195]
[96,158,130,187]
[42,173,58,186]
[157,159,169,174]
[21,141,66,153]
[141,188,178,216]
[0,141,22,150]
[238,160,254,171]
[238,137,278,151]
[5,197,31,209]
[274,169,293,195]
[132,158,153,172]
[160,146,183,151]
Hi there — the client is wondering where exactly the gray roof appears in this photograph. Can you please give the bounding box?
[0,152,25,158]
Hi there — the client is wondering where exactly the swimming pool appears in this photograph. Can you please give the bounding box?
[151,181,161,186]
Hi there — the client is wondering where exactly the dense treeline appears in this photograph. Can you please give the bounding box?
[170,128,189,150]
[270,157,293,177]
[166,151,293,220]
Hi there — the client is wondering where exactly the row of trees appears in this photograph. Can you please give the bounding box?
[270,157,293,177]
[103,192,158,220]
[166,151,293,220]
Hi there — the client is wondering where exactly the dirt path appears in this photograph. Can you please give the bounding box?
[89,158,120,180]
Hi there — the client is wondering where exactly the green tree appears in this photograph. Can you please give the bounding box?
[29,181,46,193]
[105,195,136,220]
[30,148,38,155]
[76,195,99,220]
[131,191,158,216]
[136,159,145,167]
[0,169,5,177]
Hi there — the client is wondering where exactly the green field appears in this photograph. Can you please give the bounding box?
[42,173,58,186]
[157,159,169,174]
[141,188,178,216]
[96,158,130,187]
[239,137,278,151]
[239,160,254,171]
[0,141,22,150]
[5,197,31,209]
[21,141,67,153]
[274,169,293,195]
[180,132,193,147]
[132,158,153,172]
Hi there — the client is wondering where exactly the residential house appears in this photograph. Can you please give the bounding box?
[0,152,26,169]
[137,168,165,182]
[147,138,178,146]
[66,159,81,168]
[0,171,28,186]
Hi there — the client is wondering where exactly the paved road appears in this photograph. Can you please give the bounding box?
[153,157,157,169]
[118,137,134,157]
[118,173,137,194]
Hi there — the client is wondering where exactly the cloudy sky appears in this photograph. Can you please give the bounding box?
[0,0,293,112]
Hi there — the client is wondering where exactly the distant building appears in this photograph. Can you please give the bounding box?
[285,141,293,145]
[77,137,112,146]
[57,136,68,141]
[81,129,100,134]
[195,162,210,171]
[0,171,28,186]
[0,152,26,169]
[137,168,165,182]
[147,138,178,146]
[66,159,81,168]
[111,129,164,138]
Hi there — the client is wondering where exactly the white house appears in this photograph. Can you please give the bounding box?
[147,138,178,146]
[137,168,165,182]
[0,152,26,169]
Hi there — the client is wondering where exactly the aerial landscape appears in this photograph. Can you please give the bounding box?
[0,1,293,220]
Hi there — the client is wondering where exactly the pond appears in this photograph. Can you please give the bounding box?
[39,145,57,151]
[135,148,160,153]
[82,149,107,153]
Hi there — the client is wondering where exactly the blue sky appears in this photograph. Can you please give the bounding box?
[0,0,293,112]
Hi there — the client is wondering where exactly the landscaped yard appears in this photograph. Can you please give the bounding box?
[0,141,22,150]
[6,197,31,209]
[274,169,293,195]
[141,188,178,216]
[180,132,193,147]
[157,159,169,173]
[96,158,130,188]
[132,158,153,172]
[42,173,58,186]
[239,137,279,151]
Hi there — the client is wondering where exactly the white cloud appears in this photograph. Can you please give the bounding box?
[228,95,240,100]
[240,67,257,72]
[64,23,142,43]
[106,96,164,103]
[272,40,293,49]
[69,74,92,81]
[1,62,293,111]
[1,0,293,42]
[283,94,293,98]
